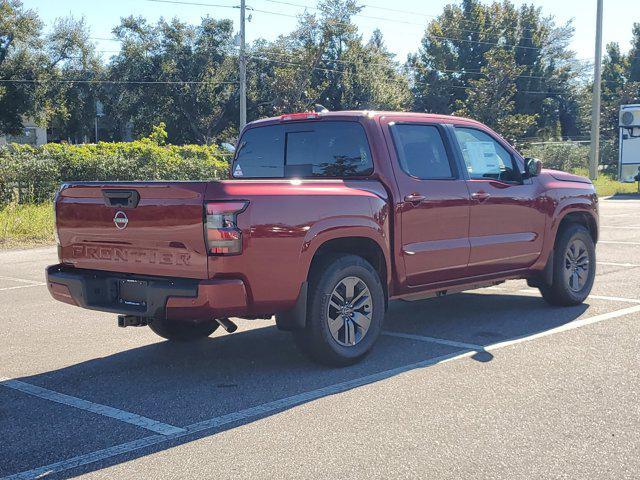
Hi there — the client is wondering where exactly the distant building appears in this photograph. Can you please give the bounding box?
[0,118,47,146]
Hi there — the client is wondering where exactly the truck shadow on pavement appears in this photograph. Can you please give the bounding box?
[6,291,589,478]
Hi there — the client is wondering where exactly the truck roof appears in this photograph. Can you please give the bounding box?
[247,110,484,128]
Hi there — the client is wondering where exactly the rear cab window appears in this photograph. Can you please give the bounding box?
[232,121,373,178]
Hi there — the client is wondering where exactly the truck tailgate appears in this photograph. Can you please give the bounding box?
[56,182,209,279]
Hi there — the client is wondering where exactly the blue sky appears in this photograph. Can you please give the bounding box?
[23,0,640,64]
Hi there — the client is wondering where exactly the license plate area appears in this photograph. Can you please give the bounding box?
[117,279,148,308]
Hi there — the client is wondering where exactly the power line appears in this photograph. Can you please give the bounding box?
[249,7,297,19]
[148,0,544,52]
[248,5,543,52]
[0,78,238,85]
[412,80,569,96]
[145,0,237,8]
[259,0,541,43]
[89,37,120,42]
[252,50,584,86]
[250,54,573,96]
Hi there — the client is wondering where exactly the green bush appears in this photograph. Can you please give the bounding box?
[520,140,617,173]
[520,142,590,172]
[0,139,230,205]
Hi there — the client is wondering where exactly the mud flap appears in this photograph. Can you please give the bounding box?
[527,249,554,288]
[275,282,308,331]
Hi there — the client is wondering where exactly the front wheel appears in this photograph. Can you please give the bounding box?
[539,224,596,306]
[293,254,385,366]
[148,317,218,341]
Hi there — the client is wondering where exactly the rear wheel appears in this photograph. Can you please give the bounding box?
[148,317,218,341]
[293,254,385,366]
[539,224,595,306]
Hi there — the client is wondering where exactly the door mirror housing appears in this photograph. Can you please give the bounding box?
[524,157,542,178]
[221,142,236,154]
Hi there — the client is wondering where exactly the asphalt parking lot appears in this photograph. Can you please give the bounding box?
[1,197,639,479]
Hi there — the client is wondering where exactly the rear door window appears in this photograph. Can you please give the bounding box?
[390,124,455,179]
[232,121,373,178]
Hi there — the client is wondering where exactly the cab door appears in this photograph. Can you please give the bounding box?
[451,126,546,276]
[383,119,471,287]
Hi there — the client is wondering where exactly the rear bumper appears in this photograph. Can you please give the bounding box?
[46,264,248,321]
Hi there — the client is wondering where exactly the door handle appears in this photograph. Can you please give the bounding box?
[404,193,426,204]
[471,191,491,202]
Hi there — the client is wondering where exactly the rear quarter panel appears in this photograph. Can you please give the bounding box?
[205,180,390,315]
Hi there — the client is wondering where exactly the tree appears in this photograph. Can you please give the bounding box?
[104,15,237,144]
[0,0,44,135]
[629,23,640,82]
[0,1,99,139]
[600,42,629,145]
[454,48,536,143]
[46,16,104,143]
[247,0,410,119]
[411,0,582,142]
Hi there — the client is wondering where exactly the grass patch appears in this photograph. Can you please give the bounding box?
[572,168,639,197]
[0,202,55,249]
[592,175,639,197]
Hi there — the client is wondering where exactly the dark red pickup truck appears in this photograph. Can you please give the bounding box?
[47,111,598,365]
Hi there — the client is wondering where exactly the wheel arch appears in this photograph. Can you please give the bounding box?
[276,230,391,332]
[307,236,389,302]
[530,202,598,286]
[555,210,598,244]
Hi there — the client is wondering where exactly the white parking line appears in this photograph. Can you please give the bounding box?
[599,241,640,246]
[480,286,640,305]
[0,275,44,285]
[0,379,186,436]
[0,283,45,292]
[587,295,640,304]
[6,303,640,480]
[382,331,482,350]
[600,225,640,229]
[598,261,640,268]
[485,304,640,349]
[514,289,640,305]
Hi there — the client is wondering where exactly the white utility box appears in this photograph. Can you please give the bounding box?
[619,104,640,182]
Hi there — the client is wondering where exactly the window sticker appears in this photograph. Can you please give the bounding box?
[234,163,244,177]
[466,141,500,173]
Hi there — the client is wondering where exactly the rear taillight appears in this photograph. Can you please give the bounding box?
[53,183,69,247]
[205,201,248,255]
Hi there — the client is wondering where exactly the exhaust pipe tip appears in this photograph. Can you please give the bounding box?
[215,317,238,333]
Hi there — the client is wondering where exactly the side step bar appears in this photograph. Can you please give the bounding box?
[400,280,505,302]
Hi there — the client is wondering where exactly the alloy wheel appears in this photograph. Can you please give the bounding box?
[326,276,373,346]
[563,238,590,292]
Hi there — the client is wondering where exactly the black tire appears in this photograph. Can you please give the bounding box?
[293,254,385,366]
[148,317,218,341]
[539,224,596,306]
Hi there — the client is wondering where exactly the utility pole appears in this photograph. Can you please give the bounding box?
[95,100,104,143]
[589,0,604,180]
[239,0,247,131]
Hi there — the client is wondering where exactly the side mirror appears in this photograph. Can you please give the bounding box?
[524,157,542,178]
[221,142,236,154]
